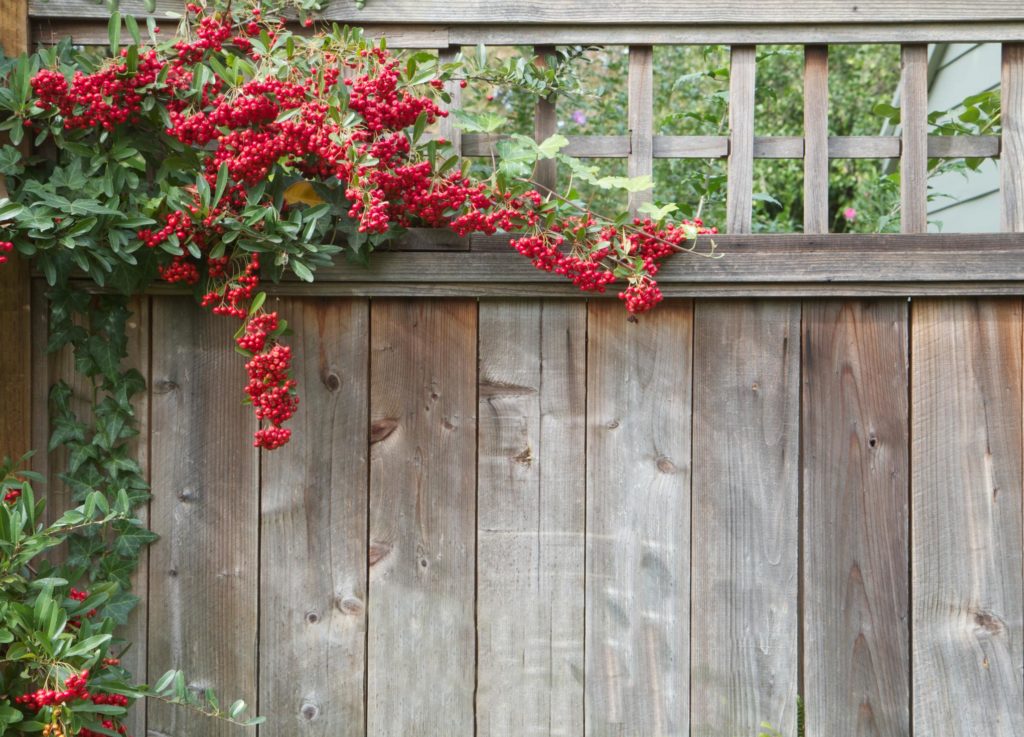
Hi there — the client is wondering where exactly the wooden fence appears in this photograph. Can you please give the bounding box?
[4,2,1024,737]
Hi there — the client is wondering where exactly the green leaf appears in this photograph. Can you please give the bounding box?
[536,134,569,159]
[228,699,247,719]
[65,633,112,658]
[290,259,314,282]
[153,670,177,693]
[108,11,122,57]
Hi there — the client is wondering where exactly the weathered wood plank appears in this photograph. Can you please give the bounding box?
[209,280,1024,299]
[1002,44,1024,231]
[439,48,463,156]
[654,136,730,158]
[727,45,756,234]
[691,300,800,737]
[463,134,630,158]
[34,0,1024,23]
[304,234,1024,284]
[830,136,901,159]
[585,299,692,737]
[628,46,654,213]
[802,300,910,737]
[804,46,829,233]
[259,298,369,737]
[366,299,477,737]
[0,0,30,464]
[148,297,259,737]
[476,300,586,737]
[533,46,558,193]
[911,298,1024,736]
[928,135,1001,158]
[900,45,929,233]
[752,136,803,158]
[120,296,150,737]
[30,19,451,48]
[447,23,1024,45]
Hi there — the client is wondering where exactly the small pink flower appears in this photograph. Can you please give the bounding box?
[843,207,857,222]
[570,109,587,126]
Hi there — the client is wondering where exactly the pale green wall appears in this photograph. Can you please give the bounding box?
[926,43,1000,232]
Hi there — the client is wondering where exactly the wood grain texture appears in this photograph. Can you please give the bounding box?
[446,23,1024,45]
[585,300,692,737]
[36,19,1024,46]
[911,298,1024,737]
[802,300,910,737]
[691,300,800,737]
[627,46,654,213]
[1002,44,1024,231]
[439,48,463,156]
[366,299,477,737]
[306,234,1024,285]
[0,0,30,463]
[230,280,1024,299]
[259,298,369,737]
[728,46,756,234]
[35,1,1024,24]
[148,297,259,737]
[900,45,929,233]
[120,297,150,737]
[476,300,586,737]
[533,46,558,194]
[804,46,829,233]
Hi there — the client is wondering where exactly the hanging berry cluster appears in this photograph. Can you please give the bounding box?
[2,0,714,451]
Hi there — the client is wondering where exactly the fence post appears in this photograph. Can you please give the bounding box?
[1002,43,1024,232]
[0,0,31,462]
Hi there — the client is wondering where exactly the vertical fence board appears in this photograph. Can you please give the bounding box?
[802,300,910,737]
[900,45,928,233]
[1002,44,1024,232]
[691,300,800,737]
[121,297,150,737]
[534,46,558,194]
[148,297,259,737]
[439,47,463,156]
[803,46,829,234]
[477,300,586,737]
[259,298,369,737]
[727,46,756,234]
[911,298,1024,737]
[585,300,692,737]
[627,45,654,213]
[0,0,30,464]
[367,299,477,737]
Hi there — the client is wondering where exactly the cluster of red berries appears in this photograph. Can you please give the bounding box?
[14,670,89,710]
[66,588,98,629]
[0,240,12,264]
[4,487,21,503]
[32,47,164,131]
[200,253,260,319]
[244,342,298,450]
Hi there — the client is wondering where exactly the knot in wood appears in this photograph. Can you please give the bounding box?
[305,610,320,624]
[177,486,197,503]
[300,702,320,721]
[973,609,1004,635]
[335,595,364,615]
[153,379,179,394]
[321,372,341,392]
[656,456,677,474]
